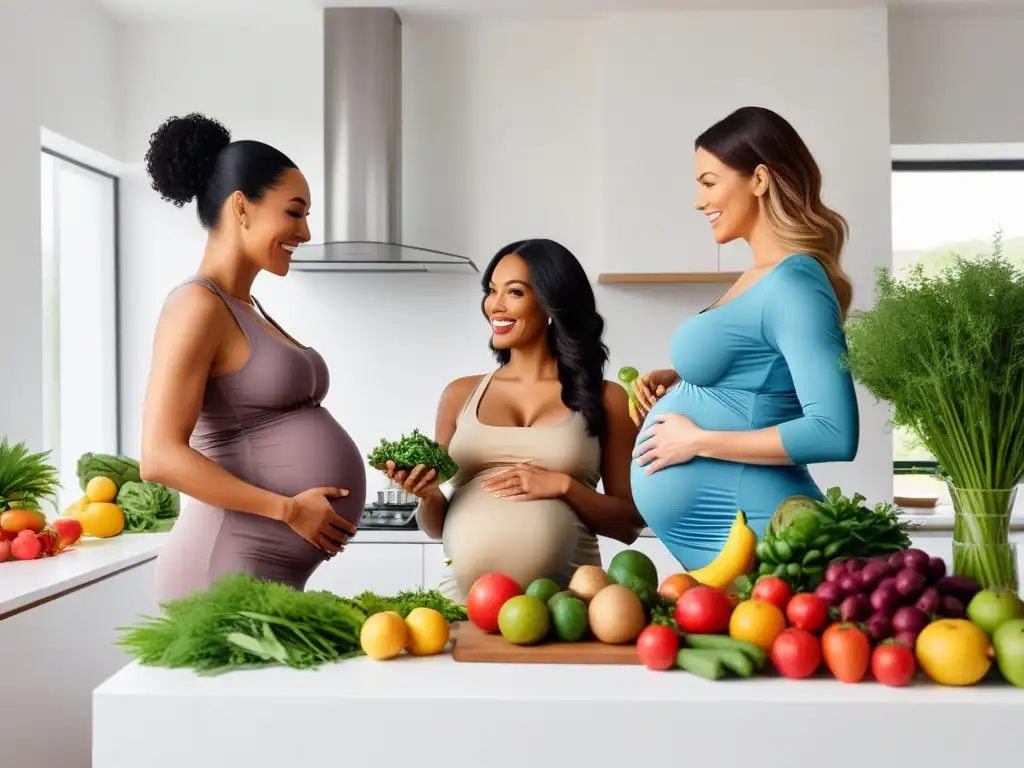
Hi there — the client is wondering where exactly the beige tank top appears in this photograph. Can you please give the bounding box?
[434,370,603,602]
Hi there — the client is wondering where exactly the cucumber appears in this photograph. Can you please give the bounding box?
[684,633,768,670]
[715,648,757,678]
[675,649,727,680]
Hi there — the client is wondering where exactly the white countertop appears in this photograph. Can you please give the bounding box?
[93,652,1023,768]
[0,533,167,617]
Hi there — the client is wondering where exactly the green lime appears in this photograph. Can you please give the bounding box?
[548,590,574,607]
[607,549,659,591]
[498,595,550,645]
[549,595,589,642]
[525,578,561,604]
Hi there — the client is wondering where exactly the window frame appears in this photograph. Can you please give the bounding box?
[40,147,123,454]
[889,150,1024,477]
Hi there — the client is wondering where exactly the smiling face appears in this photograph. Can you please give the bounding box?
[693,146,762,245]
[236,168,312,276]
[483,253,549,351]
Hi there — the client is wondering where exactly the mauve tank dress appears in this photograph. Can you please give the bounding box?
[152,276,366,603]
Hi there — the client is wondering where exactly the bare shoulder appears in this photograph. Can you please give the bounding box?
[160,281,228,326]
[440,374,485,406]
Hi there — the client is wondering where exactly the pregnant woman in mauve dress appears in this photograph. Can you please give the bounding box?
[140,113,365,602]
[381,239,645,602]
[630,107,860,571]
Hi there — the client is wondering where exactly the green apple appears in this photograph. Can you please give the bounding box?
[992,618,1024,687]
[966,588,1024,636]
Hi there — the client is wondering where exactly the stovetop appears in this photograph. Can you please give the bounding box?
[357,503,419,530]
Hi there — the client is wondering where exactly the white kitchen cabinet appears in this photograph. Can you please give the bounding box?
[422,543,448,591]
[306,544,425,597]
[599,535,683,582]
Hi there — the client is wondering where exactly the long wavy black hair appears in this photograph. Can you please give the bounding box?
[480,239,609,438]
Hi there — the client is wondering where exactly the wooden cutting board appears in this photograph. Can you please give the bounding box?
[450,621,642,665]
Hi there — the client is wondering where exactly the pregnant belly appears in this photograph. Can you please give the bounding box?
[203,406,367,527]
[443,481,586,597]
[631,384,818,570]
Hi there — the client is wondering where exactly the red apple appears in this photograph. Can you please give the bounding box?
[50,517,83,549]
[11,530,42,560]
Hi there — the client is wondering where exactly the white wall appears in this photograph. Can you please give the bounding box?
[0,0,120,452]
[889,7,1024,145]
[116,8,894,508]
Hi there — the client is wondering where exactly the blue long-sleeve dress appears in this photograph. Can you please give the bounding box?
[631,254,860,570]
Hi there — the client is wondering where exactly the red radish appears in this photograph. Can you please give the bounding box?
[11,530,42,560]
[891,605,930,635]
[0,540,10,562]
[825,561,847,584]
[466,573,523,633]
[636,625,680,671]
[51,517,83,548]
[892,630,919,650]
[814,581,844,607]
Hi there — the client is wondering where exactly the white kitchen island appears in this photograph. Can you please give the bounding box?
[94,651,1021,768]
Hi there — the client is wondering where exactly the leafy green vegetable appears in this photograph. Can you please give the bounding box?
[754,487,916,593]
[117,576,469,675]
[117,574,367,675]
[117,480,181,533]
[366,429,459,482]
[842,232,1024,589]
[352,588,468,623]
[77,452,142,493]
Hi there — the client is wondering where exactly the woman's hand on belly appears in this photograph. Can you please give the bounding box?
[633,413,705,474]
[479,463,571,501]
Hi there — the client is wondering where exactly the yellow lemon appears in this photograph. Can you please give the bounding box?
[359,611,409,660]
[85,476,118,504]
[404,607,451,656]
[729,598,787,651]
[64,495,91,520]
[81,502,125,538]
[916,619,994,686]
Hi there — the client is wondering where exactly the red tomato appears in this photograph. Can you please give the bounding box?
[821,622,871,683]
[871,642,917,687]
[636,625,680,671]
[770,628,821,679]
[466,573,523,633]
[674,586,733,634]
[751,577,793,612]
[785,593,829,634]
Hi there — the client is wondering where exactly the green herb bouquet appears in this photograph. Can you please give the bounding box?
[843,232,1024,590]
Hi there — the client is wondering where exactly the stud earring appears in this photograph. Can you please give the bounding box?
[548,317,553,326]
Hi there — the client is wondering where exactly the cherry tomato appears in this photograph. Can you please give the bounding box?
[636,625,680,671]
[821,622,870,683]
[785,592,830,634]
[751,576,793,612]
[871,641,917,687]
[770,628,821,679]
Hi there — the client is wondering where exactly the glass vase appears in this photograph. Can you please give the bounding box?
[946,482,1018,590]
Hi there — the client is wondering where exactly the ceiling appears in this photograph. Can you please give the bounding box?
[95,0,1024,22]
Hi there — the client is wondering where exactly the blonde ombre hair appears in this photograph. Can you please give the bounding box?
[696,106,853,320]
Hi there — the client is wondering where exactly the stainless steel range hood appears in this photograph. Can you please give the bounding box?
[291,8,477,275]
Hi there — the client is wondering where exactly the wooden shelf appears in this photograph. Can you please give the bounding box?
[598,272,742,285]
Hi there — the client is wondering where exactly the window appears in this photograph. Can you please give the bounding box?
[40,150,120,510]
[890,157,1024,501]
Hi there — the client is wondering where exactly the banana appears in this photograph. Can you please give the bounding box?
[685,509,757,589]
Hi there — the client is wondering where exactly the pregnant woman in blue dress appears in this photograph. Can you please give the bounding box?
[630,106,860,571]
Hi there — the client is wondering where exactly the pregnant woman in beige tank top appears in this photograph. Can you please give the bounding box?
[381,239,644,601]
[139,113,363,602]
